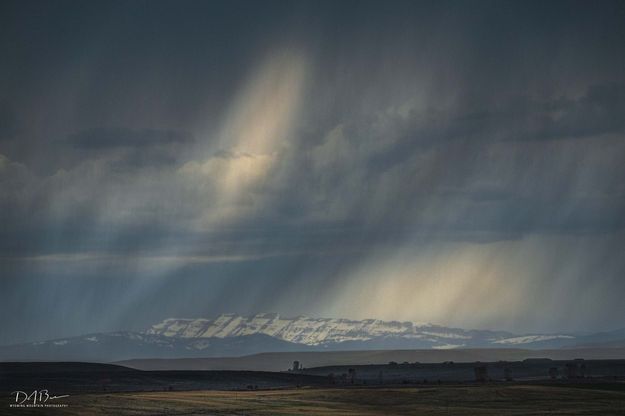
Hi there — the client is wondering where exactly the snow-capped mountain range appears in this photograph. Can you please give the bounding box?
[145,313,573,349]
[1,313,624,362]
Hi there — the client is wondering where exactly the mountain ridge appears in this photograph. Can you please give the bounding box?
[1,313,624,362]
[146,313,567,348]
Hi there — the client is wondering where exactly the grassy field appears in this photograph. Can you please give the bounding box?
[5,384,625,415]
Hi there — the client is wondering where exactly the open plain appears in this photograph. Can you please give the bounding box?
[2,383,625,416]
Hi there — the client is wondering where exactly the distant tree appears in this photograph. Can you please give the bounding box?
[348,368,356,384]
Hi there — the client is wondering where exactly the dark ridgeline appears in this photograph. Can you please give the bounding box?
[297,359,625,385]
[0,362,327,395]
[2,358,625,395]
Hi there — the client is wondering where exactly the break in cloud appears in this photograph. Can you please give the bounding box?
[1,0,624,343]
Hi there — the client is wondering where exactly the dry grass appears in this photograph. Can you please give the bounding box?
[4,384,625,416]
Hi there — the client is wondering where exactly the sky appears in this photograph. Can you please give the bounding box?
[1,0,625,344]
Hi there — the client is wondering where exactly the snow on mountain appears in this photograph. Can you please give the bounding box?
[493,335,575,345]
[147,313,510,347]
[3,314,624,362]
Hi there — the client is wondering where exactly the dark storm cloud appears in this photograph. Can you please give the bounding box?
[66,127,197,170]
[1,0,625,343]
[68,128,194,149]
[0,103,17,140]
[365,82,625,171]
